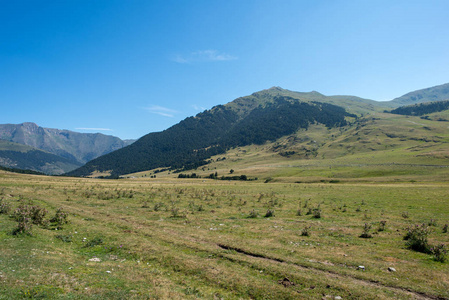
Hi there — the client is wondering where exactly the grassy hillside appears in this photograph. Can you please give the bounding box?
[388,82,449,107]
[228,87,382,116]
[130,112,449,183]
[0,172,447,299]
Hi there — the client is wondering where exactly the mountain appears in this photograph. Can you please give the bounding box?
[387,83,449,107]
[65,84,449,178]
[0,122,135,165]
[0,140,81,175]
[66,88,372,177]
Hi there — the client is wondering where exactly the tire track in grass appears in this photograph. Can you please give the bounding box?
[217,244,447,300]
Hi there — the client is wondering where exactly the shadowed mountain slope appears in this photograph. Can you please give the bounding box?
[0,122,134,165]
[0,140,81,174]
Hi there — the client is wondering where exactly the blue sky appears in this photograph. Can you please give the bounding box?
[1,0,448,139]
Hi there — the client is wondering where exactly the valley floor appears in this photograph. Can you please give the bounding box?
[0,171,448,299]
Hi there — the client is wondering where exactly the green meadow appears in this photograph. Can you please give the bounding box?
[0,170,448,299]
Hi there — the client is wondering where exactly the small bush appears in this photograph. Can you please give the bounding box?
[360,223,373,238]
[404,224,430,253]
[248,209,258,218]
[264,209,275,218]
[13,204,32,222]
[402,211,409,219]
[301,226,311,236]
[50,208,69,229]
[443,224,448,233]
[12,218,33,236]
[83,237,103,248]
[312,208,321,219]
[0,199,10,214]
[264,177,273,183]
[170,207,180,217]
[30,206,48,225]
[378,220,387,232]
[428,219,438,227]
[153,202,164,211]
[296,209,302,216]
[431,244,447,262]
[55,234,73,243]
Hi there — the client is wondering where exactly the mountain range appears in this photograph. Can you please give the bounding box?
[66,82,449,178]
[0,123,134,174]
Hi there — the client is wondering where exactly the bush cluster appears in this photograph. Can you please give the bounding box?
[8,202,69,236]
[404,224,431,253]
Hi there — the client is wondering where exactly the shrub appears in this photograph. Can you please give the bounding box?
[13,204,32,222]
[301,225,311,236]
[360,223,373,238]
[431,244,447,262]
[443,224,448,233]
[55,234,73,243]
[264,209,275,218]
[428,219,438,227]
[170,207,185,218]
[83,237,103,248]
[12,218,33,236]
[248,209,258,218]
[402,211,409,219]
[296,209,302,216]
[312,208,321,219]
[378,220,387,232]
[50,208,69,229]
[404,224,430,253]
[30,206,48,225]
[153,202,164,211]
[0,199,10,214]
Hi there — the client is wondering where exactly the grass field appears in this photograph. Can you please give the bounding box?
[0,170,448,299]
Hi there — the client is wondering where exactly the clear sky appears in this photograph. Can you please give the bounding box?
[1,0,448,139]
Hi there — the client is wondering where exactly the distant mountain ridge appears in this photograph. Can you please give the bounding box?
[0,122,134,166]
[388,83,449,106]
[0,140,81,174]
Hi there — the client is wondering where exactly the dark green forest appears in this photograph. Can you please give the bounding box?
[67,97,356,177]
[389,100,449,116]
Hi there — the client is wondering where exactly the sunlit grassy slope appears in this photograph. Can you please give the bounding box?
[130,112,449,183]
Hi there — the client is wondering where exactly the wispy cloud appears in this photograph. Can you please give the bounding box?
[192,104,206,111]
[76,127,113,131]
[144,105,179,118]
[171,50,237,64]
